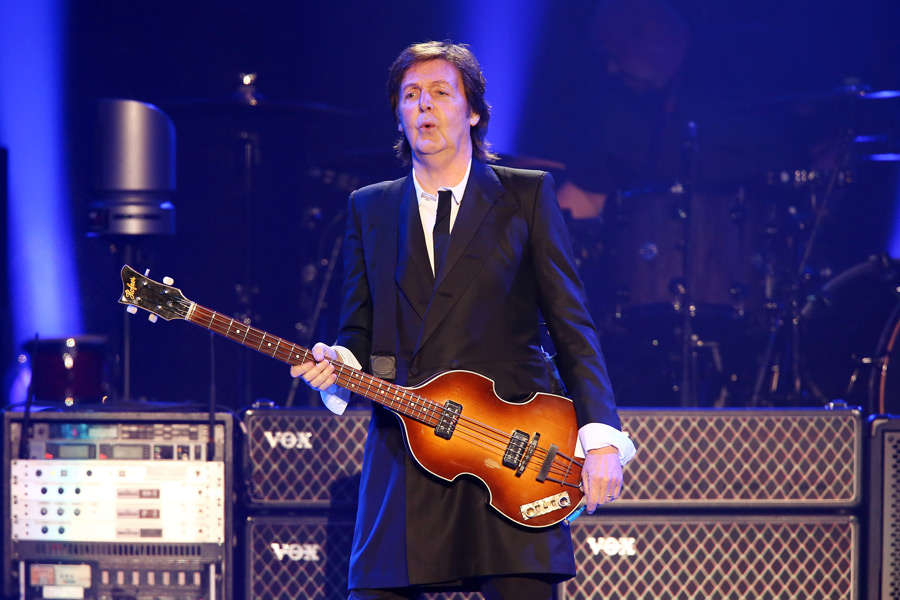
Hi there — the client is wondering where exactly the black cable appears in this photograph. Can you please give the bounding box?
[18,333,39,459]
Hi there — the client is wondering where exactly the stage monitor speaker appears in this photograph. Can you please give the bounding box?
[563,514,859,600]
[244,515,479,600]
[616,407,862,509]
[243,408,368,508]
[2,409,235,600]
[241,407,862,510]
[868,415,900,600]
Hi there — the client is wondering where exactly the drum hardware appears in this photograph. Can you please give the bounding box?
[784,255,900,413]
[603,176,762,407]
[284,210,346,407]
[870,301,900,414]
[163,74,360,409]
[24,336,109,406]
[749,117,865,407]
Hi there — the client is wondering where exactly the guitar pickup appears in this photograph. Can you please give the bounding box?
[503,430,530,469]
[434,401,462,440]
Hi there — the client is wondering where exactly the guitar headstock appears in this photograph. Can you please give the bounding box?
[119,265,191,321]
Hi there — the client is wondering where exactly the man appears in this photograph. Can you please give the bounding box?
[292,40,635,599]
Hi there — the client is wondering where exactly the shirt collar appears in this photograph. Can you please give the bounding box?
[412,158,473,206]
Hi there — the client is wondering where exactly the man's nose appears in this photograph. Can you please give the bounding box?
[418,92,433,111]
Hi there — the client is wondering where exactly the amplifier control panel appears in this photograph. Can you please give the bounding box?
[11,459,225,544]
[15,420,221,462]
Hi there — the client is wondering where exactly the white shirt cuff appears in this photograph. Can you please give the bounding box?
[575,422,637,466]
[318,345,362,415]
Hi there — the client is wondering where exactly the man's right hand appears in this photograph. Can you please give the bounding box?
[290,342,339,391]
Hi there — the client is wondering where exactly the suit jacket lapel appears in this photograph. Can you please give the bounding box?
[395,176,433,322]
[414,162,514,356]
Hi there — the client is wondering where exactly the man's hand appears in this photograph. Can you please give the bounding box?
[581,446,623,513]
[290,343,339,391]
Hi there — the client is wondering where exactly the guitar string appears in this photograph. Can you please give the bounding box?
[323,361,584,482]
[195,302,583,482]
[319,359,581,483]
[190,302,582,482]
[156,298,583,482]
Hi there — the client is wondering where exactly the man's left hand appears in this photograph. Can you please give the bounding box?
[581,446,623,513]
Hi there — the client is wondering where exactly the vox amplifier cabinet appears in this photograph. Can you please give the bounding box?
[242,408,369,508]
[615,408,862,509]
[242,407,862,510]
[868,416,900,600]
[244,515,478,600]
[2,410,234,600]
[562,514,859,600]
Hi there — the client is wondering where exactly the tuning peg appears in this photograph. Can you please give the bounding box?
[126,306,138,314]
[144,269,151,276]
[148,314,158,323]
[162,276,174,285]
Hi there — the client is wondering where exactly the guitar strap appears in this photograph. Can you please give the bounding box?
[368,178,404,381]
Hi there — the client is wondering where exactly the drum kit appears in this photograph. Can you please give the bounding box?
[19,75,896,415]
[566,84,900,413]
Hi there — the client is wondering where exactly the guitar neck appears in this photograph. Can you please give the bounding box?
[186,303,437,422]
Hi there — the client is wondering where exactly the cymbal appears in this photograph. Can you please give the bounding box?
[496,153,567,171]
[164,73,363,118]
[745,83,900,113]
[164,94,363,117]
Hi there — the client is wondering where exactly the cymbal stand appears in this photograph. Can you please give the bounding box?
[235,127,262,408]
[679,121,699,406]
[749,131,854,405]
[284,215,344,407]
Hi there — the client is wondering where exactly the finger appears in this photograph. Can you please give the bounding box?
[306,361,336,390]
[311,342,336,362]
[583,472,601,513]
[290,362,314,378]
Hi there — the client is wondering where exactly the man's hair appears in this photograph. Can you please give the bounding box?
[387,40,498,165]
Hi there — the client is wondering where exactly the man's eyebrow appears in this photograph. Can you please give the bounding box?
[402,79,452,89]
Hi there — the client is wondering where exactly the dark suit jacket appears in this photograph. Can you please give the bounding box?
[336,161,620,589]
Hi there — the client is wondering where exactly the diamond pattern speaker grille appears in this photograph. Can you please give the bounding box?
[886,431,900,599]
[244,409,369,507]
[245,516,478,600]
[875,429,900,599]
[243,409,861,509]
[563,515,858,600]
[617,409,861,508]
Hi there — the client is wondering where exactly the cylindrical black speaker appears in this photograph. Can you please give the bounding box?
[87,99,176,236]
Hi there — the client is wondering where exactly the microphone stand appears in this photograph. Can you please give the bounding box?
[680,121,699,407]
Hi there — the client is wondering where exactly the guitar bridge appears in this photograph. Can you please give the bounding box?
[503,430,530,469]
[434,401,462,440]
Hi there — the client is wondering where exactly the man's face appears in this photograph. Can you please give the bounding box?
[397,59,480,164]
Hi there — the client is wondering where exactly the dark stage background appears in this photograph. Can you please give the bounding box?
[26,0,900,411]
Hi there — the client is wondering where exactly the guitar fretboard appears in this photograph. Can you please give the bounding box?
[187,303,443,426]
